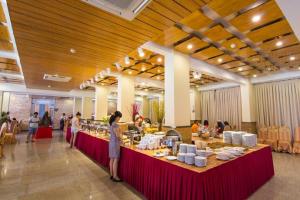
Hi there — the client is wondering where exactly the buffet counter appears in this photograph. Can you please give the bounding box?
[35,127,52,139]
[74,131,274,200]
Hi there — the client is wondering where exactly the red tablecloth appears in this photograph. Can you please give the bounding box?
[35,127,52,139]
[66,127,71,143]
[75,131,274,200]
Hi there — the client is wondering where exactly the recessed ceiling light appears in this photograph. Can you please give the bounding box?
[157,69,161,73]
[157,57,162,62]
[252,15,261,23]
[298,67,300,70]
[106,68,111,74]
[101,83,104,86]
[141,66,146,71]
[290,56,296,61]
[156,76,160,80]
[253,74,257,78]
[238,67,243,71]
[187,44,193,50]
[145,88,148,92]
[128,70,132,75]
[138,47,145,57]
[267,67,272,71]
[161,91,164,94]
[217,58,223,63]
[141,82,145,86]
[196,85,199,88]
[276,41,283,47]
[48,85,51,88]
[70,48,76,54]
[125,56,130,65]
[230,43,236,49]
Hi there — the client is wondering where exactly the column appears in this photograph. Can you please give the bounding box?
[95,86,108,120]
[164,50,191,128]
[117,75,135,122]
[81,97,93,119]
[240,82,256,132]
[190,89,201,121]
[1,91,10,112]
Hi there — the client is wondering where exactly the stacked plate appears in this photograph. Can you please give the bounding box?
[196,149,213,157]
[216,152,230,160]
[177,153,186,162]
[242,133,257,147]
[184,153,195,165]
[232,132,242,145]
[187,144,197,154]
[179,143,188,153]
[223,131,233,144]
[195,156,207,167]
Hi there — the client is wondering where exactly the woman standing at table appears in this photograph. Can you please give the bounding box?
[27,112,39,143]
[70,112,81,148]
[109,111,123,182]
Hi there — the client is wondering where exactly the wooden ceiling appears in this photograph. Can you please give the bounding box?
[154,0,300,77]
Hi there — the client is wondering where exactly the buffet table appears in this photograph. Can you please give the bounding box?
[66,127,71,143]
[75,131,274,200]
[35,127,52,139]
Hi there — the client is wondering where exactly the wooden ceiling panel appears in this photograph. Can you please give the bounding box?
[207,0,257,17]
[203,25,232,42]
[174,36,209,54]
[221,37,247,52]
[137,72,156,79]
[180,10,212,30]
[246,19,293,43]
[259,34,299,52]
[228,65,254,72]
[147,66,164,74]
[206,54,235,65]
[0,3,6,23]
[148,54,164,65]
[271,44,300,58]
[0,25,10,41]
[0,40,14,51]
[155,26,189,46]
[235,47,257,58]
[221,60,246,69]
[174,0,204,12]
[153,0,191,18]
[238,69,260,76]
[192,46,224,60]
[230,0,283,32]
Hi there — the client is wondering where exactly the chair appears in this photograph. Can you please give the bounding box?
[265,126,279,151]
[258,127,268,144]
[293,127,300,154]
[277,126,292,153]
[4,125,17,144]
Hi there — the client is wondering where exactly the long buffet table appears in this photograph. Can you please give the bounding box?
[74,131,274,200]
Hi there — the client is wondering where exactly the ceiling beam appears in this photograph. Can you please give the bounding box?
[251,70,300,84]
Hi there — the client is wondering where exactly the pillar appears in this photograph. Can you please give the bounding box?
[1,91,10,113]
[81,97,93,119]
[95,86,108,120]
[240,82,256,133]
[117,75,135,122]
[190,89,201,121]
[164,50,191,128]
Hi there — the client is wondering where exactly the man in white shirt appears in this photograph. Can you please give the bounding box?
[27,112,40,143]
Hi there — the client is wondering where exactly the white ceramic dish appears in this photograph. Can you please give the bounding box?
[166,156,177,161]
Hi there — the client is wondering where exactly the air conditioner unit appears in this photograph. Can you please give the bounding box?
[81,0,151,20]
[43,74,72,82]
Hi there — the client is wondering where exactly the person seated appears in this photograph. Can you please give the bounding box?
[224,121,232,131]
[191,120,200,133]
[40,111,52,127]
[215,121,225,134]
[203,120,209,128]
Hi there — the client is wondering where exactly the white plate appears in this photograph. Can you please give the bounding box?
[166,156,177,161]
[216,156,229,161]
[153,153,164,157]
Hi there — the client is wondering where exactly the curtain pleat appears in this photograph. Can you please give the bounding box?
[200,87,242,129]
[254,79,300,139]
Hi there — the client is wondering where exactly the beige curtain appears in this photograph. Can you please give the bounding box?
[200,87,242,129]
[149,98,159,123]
[254,79,300,138]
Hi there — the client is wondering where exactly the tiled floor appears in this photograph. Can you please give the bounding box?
[0,131,299,200]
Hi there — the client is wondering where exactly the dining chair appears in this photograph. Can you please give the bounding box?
[293,127,300,154]
[277,126,292,153]
[0,128,5,158]
[4,125,17,144]
[265,126,279,151]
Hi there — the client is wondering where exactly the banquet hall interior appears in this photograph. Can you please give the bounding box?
[0,0,300,199]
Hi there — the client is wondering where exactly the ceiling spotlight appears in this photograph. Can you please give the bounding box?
[187,44,193,50]
[267,67,272,71]
[141,82,145,86]
[290,56,296,61]
[253,74,257,78]
[157,57,162,63]
[138,47,145,57]
[101,83,104,86]
[90,78,94,84]
[298,67,300,70]
[48,85,51,88]
[196,85,199,88]
[276,41,283,47]
[70,48,76,54]
[115,62,122,71]
[192,71,201,79]
[161,91,164,94]
[95,76,99,82]
[157,69,161,73]
[230,43,236,49]
[156,76,160,80]
[141,65,146,71]
[238,67,243,71]
[125,56,130,65]
[145,88,148,92]
[106,67,111,74]
[217,58,223,63]
[128,70,132,75]
[251,15,261,23]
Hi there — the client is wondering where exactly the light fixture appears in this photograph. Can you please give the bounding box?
[267,67,272,71]
[133,0,150,14]
[48,85,51,88]
[217,58,223,63]
[138,47,145,57]
[157,57,162,63]
[95,76,99,82]
[141,82,145,86]
[80,84,83,90]
[106,67,111,74]
[101,83,104,86]
[128,70,132,75]
[187,44,193,50]
[290,56,296,61]
[70,48,76,54]
[141,65,146,71]
[252,15,261,23]
[276,41,283,47]
[238,67,243,71]
[298,67,300,70]
[161,91,164,94]
[156,76,160,80]
[115,62,122,71]
[230,43,236,49]
[99,72,104,79]
[157,69,161,73]
[192,71,201,79]
[196,85,199,88]
[253,74,257,78]
[145,88,148,92]
[125,56,130,65]
[82,83,86,88]
[90,78,94,84]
